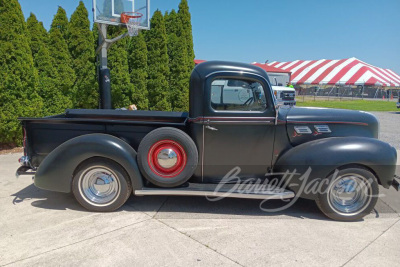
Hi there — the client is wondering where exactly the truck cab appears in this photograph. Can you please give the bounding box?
[17,61,398,221]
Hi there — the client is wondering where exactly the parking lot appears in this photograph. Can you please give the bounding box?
[1,111,399,267]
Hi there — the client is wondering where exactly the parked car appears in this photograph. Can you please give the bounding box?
[268,75,296,106]
[272,85,296,106]
[16,61,398,221]
[397,96,400,109]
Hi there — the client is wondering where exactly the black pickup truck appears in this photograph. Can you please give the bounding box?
[17,61,399,221]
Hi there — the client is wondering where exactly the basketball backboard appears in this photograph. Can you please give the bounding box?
[93,0,150,30]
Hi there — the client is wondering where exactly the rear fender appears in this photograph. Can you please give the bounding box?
[274,137,397,199]
[34,134,144,193]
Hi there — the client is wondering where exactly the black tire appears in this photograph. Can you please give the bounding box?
[138,127,198,188]
[72,158,132,212]
[316,167,379,221]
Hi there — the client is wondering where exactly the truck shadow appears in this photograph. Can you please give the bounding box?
[11,184,386,221]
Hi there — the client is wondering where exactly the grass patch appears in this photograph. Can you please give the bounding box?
[297,100,399,112]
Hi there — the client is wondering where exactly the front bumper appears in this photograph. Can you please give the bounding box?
[277,100,296,106]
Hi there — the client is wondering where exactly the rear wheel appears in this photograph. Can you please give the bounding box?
[316,167,379,221]
[138,127,198,188]
[72,158,132,212]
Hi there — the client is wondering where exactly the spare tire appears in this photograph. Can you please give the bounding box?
[137,127,198,188]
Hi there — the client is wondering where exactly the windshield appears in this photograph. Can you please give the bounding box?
[267,74,290,87]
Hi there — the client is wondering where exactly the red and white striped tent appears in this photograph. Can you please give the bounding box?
[264,57,400,87]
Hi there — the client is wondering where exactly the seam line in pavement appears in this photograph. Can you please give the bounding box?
[152,196,169,218]
[378,197,400,216]
[1,218,151,267]
[156,219,244,267]
[341,218,400,267]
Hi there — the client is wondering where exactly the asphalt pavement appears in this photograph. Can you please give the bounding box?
[0,111,399,267]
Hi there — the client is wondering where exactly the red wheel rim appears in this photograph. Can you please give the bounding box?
[148,140,187,178]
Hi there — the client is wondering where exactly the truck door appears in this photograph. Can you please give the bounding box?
[202,74,276,183]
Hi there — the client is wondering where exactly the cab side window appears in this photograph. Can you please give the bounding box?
[211,79,267,112]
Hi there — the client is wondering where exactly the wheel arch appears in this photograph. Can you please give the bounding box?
[325,163,380,185]
[274,137,397,199]
[34,134,144,193]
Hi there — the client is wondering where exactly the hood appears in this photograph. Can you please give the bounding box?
[282,107,379,146]
[272,86,295,92]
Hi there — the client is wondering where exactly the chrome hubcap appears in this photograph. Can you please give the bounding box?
[157,149,178,169]
[79,167,120,206]
[328,174,371,215]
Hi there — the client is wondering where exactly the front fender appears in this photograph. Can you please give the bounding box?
[34,134,144,193]
[274,137,397,199]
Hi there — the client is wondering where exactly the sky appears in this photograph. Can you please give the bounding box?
[20,0,400,73]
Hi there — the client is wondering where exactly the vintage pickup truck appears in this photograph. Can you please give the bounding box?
[17,61,399,221]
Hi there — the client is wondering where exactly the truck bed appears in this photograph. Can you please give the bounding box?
[21,109,189,167]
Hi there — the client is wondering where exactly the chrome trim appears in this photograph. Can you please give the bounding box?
[15,166,36,178]
[205,125,218,131]
[294,126,312,134]
[209,121,274,125]
[201,125,205,182]
[78,166,121,207]
[190,116,275,123]
[314,125,332,133]
[157,149,178,169]
[275,105,280,125]
[18,156,30,167]
[327,173,372,216]
[135,188,295,200]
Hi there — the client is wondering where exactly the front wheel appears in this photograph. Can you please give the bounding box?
[316,167,379,221]
[72,158,132,212]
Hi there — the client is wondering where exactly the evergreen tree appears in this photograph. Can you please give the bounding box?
[107,26,136,108]
[27,12,71,115]
[128,32,149,110]
[26,13,48,58]
[35,44,72,115]
[50,6,69,40]
[0,0,43,144]
[48,27,76,98]
[146,10,171,111]
[92,23,99,54]
[165,10,189,111]
[68,1,98,109]
[178,0,195,73]
[38,21,48,44]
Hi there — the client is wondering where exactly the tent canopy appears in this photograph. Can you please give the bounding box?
[251,63,291,74]
[263,57,400,87]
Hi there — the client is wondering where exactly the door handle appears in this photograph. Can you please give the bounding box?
[205,125,218,131]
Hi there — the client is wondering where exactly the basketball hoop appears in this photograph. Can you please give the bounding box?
[121,12,143,37]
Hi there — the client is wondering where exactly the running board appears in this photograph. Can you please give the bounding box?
[135,183,295,200]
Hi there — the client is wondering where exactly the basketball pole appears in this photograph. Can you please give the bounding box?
[96,23,129,109]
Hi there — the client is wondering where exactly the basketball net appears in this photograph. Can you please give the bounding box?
[127,18,141,37]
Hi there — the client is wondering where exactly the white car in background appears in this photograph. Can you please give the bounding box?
[267,74,296,106]
[272,86,296,106]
